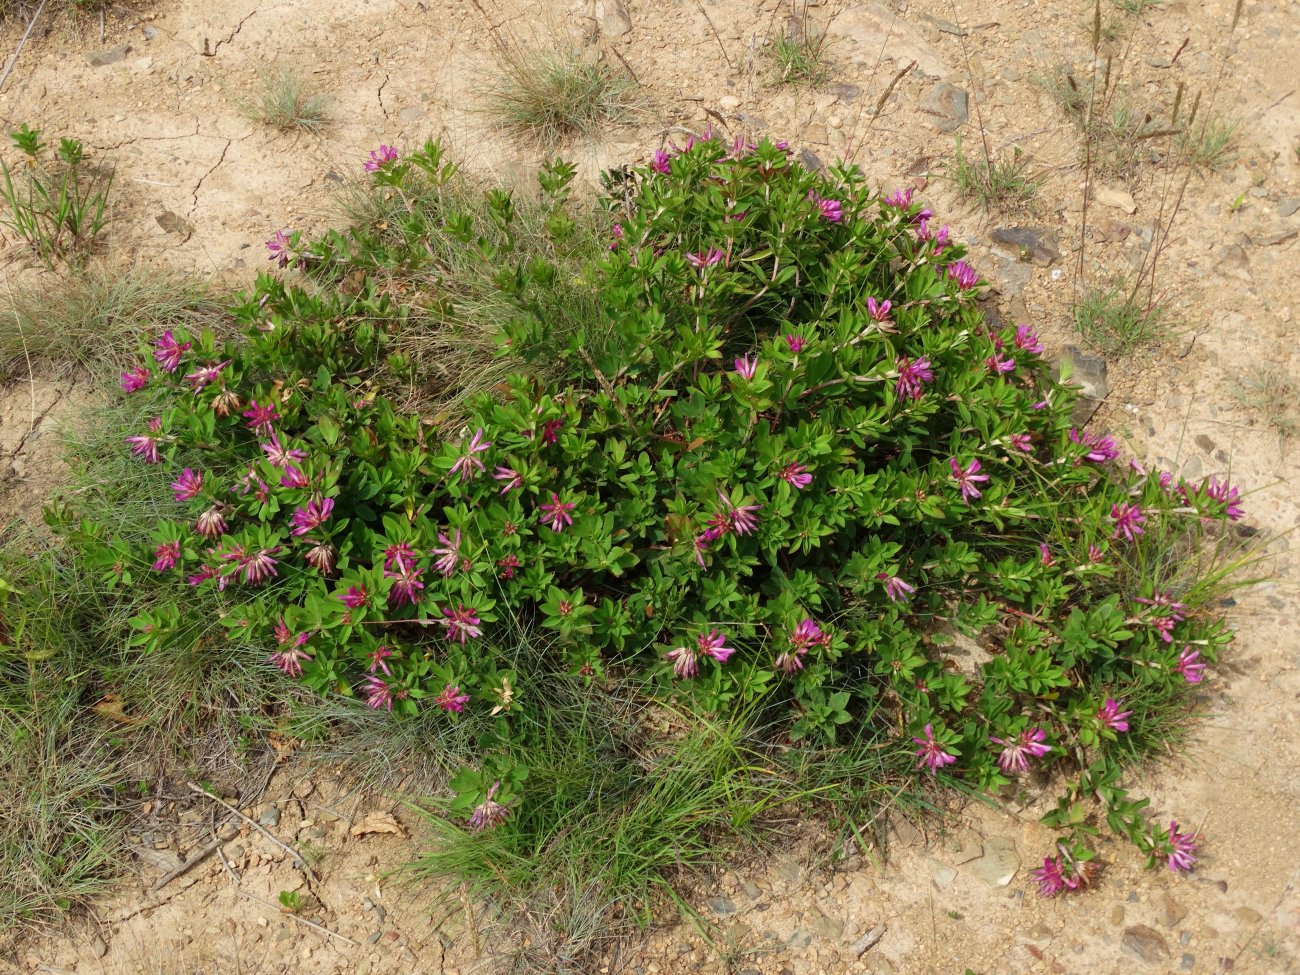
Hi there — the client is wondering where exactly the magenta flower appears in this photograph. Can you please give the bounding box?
[789,618,828,652]
[665,644,699,679]
[716,488,761,535]
[431,529,462,577]
[493,466,522,494]
[383,541,418,573]
[1111,502,1146,541]
[436,683,471,713]
[1009,433,1032,453]
[1165,821,1198,873]
[279,465,309,490]
[1014,324,1044,355]
[152,541,182,572]
[266,229,291,268]
[1031,852,1080,897]
[290,497,334,536]
[733,354,757,380]
[692,526,723,568]
[170,468,203,502]
[1038,542,1054,566]
[385,565,424,607]
[269,638,313,678]
[894,356,934,400]
[442,604,483,643]
[916,218,950,251]
[1175,646,1206,683]
[362,675,393,711]
[243,400,280,435]
[1136,591,1187,644]
[876,573,915,603]
[808,190,844,222]
[120,365,150,393]
[785,333,806,354]
[184,360,230,391]
[468,781,510,831]
[304,542,336,574]
[866,297,892,323]
[1097,697,1132,733]
[781,462,813,490]
[366,644,394,676]
[240,547,280,585]
[187,565,218,587]
[913,723,957,773]
[883,187,914,208]
[261,433,307,468]
[449,428,491,483]
[686,247,724,269]
[697,628,734,663]
[498,553,521,579]
[1069,428,1119,463]
[538,492,576,532]
[541,419,563,446]
[1088,543,1104,563]
[153,330,191,373]
[339,584,368,609]
[949,457,989,503]
[946,260,980,289]
[126,432,162,464]
[364,144,399,172]
[650,149,671,173]
[986,351,1016,374]
[195,506,227,539]
[989,727,1051,774]
[1197,476,1245,521]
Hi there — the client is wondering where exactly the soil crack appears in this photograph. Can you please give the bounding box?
[189,138,232,216]
[201,4,260,58]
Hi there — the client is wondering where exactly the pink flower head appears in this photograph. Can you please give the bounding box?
[541,419,563,446]
[733,354,757,380]
[697,628,734,663]
[650,149,672,173]
[152,540,182,572]
[883,187,914,208]
[290,497,334,536]
[1097,697,1132,733]
[170,468,203,502]
[949,457,989,504]
[269,638,313,678]
[449,428,491,483]
[266,229,291,268]
[442,604,482,643]
[1014,324,1044,355]
[1031,851,1081,897]
[986,352,1016,374]
[184,360,230,392]
[1069,428,1119,464]
[686,247,724,269]
[1038,542,1054,566]
[1197,476,1245,521]
[1110,502,1146,541]
[243,400,280,435]
[866,297,892,323]
[431,529,462,577]
[436,683,471,713]
[195,506,228,539]
[781,462,813,490]
[240,547,280,585]
[665,644,699,679]
[385,565,424,607]
[916,218,950,251]
[261,433,307,468]
[304,542,336,574]
[498,553,521,579]
[364,144,399,173]
[610,221,624,249]
[785,333,806,354]
[126,432,162,464]
[366,644,394,676]
[120,365,150,393]
[1175,646,1206,683]
[716,488,761,535]
[362,675,393,711]
[1009,433,1032,453]
[894,355,933,400]
[876,573,915,603]
[539,492,575,532]
[913,723,957,773]
[493,466,522,494]
[946,260,980,290]
[692,526,723,568]
[1088,543,1104,563]
[989,727,1051,774]
[808,190,843,222]
[1165,821,1198,873]
[383,541,418,573]
[468,781,510,831]
[153,330,191,373]
[279,465,309,490]
[339,584,368,609]
[789,618,828,652]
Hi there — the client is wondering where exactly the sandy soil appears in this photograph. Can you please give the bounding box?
[2,0,1299,973]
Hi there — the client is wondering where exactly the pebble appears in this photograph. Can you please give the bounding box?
[929,859,957,889]
[991,226,1060,267]
[719,95,740,111]
[1161,892,1188,928]
[1096,186,1138,214]
[87,44,132,67]
[1111,905,1126,926]
[256,805,281,827]
[707,895,738,916]
[965,836,1020,887]
[1181,953,1195,970]
[1122,924,1170,964]
[918,82,969,131]
[1277,198,1300,217]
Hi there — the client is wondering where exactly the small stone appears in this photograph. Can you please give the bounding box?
[87,44,132,67]
[1277,198,1300,217]
[143,26,157,40]
[740,880,762,900]
[966,836,1019,887]
[918,82,968,131]
[367,931,383,945]
[595,0,632,37]
[1054,347,1108,425]
[807,909,844,939]
[1096,186,1138,214]
[800,123,829,145]
[1180,455,1203,481]
[217,822,239,841]
[991,226,1061,266]
[1253,225,1298,246]
[398,106,424,122]
[90,936,108,959]
[1111,905,1126,925]
[255,805,281,827]
[796,148,824,171]
[291,779,315,800]
[719,94,741,111]
[707,896,738,916]
[929,859,957,889]
[1233,906,1263,925]
[1193,434,1215,452]
[787,929,813,949]
[1122,924,1169,964]
[830,82,862,102]
[1160,893,1188,928]
[1216,243,1251,280]
[1181,953,1195,970]
[1026,923,1052,942]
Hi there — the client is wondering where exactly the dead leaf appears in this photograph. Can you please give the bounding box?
[350,812,407,839]
[92,693,141,725]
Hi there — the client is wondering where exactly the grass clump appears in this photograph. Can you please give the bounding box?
[238,65,328,132]
[950,135,1039,211]
[480,49,635,144]
[1177,112,1239,170]
[1073,284,1167,355]
[1230,367,1300,444]
[771,3,833,86]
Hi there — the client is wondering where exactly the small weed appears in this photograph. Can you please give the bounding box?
[277,890,303,913]
[1034,66,1161,174]
[771,3,833,86]
[1178,113,1238,170]
[950,135,1039,211]
[238,65,328,133]
[1230,367,1300,443]
[1073,285,1166,355]
[1110,0,1162,12]
[480,48,635,144]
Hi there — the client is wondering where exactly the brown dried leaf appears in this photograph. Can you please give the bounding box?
[349,812,407,839]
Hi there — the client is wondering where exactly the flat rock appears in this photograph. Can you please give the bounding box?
[966,836,1019,887]
[918,82,968,131]
[1096,186,1138,214]
[1277,198,1300,217]
[595,0,632,37]
[796,147,824,171]
[987,256,1033,297]
[1122,924,1169,964]
[1054,347,1108,425]
[87,44,132,67]
[1160,892,1188,928]
[928,859,957,889]
[1252,223,1298,246]
[991,226,1061,266]
[826,4,950,77]
[707,895,738,916]
[155,211,194,239]
[829,82,862,102]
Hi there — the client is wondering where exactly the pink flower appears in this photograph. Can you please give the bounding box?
[610,221,624,249]
[866,297,892,323]
[876,573,915,603]
[913,723,957,773]
[1088,543,1104,563]
[120,365,150,393]
[442,604,482,643]
[266,229,291,268]
[1111,502,1146,541]
[916,218,950,251]
[184,360,230,391]
[1009,433,1032,453]
[1195,476,1245,521]
[716,488,761,535]
[1031,851,1081,897]
[367,644,394,676]
[126,432,162,464]
[686,247,724,269]
[1175,646,1206,683]
[243,400,280,435]
[339,585,368,609]
[883,187,914,208]
[1097,697,1131,733]
[364,144,399,172]
[986,352,1016,374]
[153,330,191,373]
[269,638,313,678]
[946,260,980,289]
[152,541,182,572]
[989,727,1051,774]
[436,683,471,713]
[781,462,812,490]
[650,149,671,173]
[170,468,203,502]
[1014,324,1044,355]
[431,529,462,577]
[449,428,491,483]
[777,618,827,672]
[290,497,334,536]
[362,675,393,711]
[541,419,563,446]
[539,492,575,532]
[279,465,309,490]
[304,542,336,574]
[949,457,989,503]
[1135,591,1187,644]
[385,565,424,607]
[195,506,227,539]
[894,356,933,400]
[1165,821,1198,873]
[493,466,522,494]
[807,190,843,222]
[498,554,521,579]
[1038,542,1054,566]
[240,547,280,585]
[733,354,757,379]
[1069,428,1119,463]
[468,781,510,831]
[261,433,307,468]
[785,334,806,354]
[665,644,699,679]
[697,628,734,663]
[383,541,418,573]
